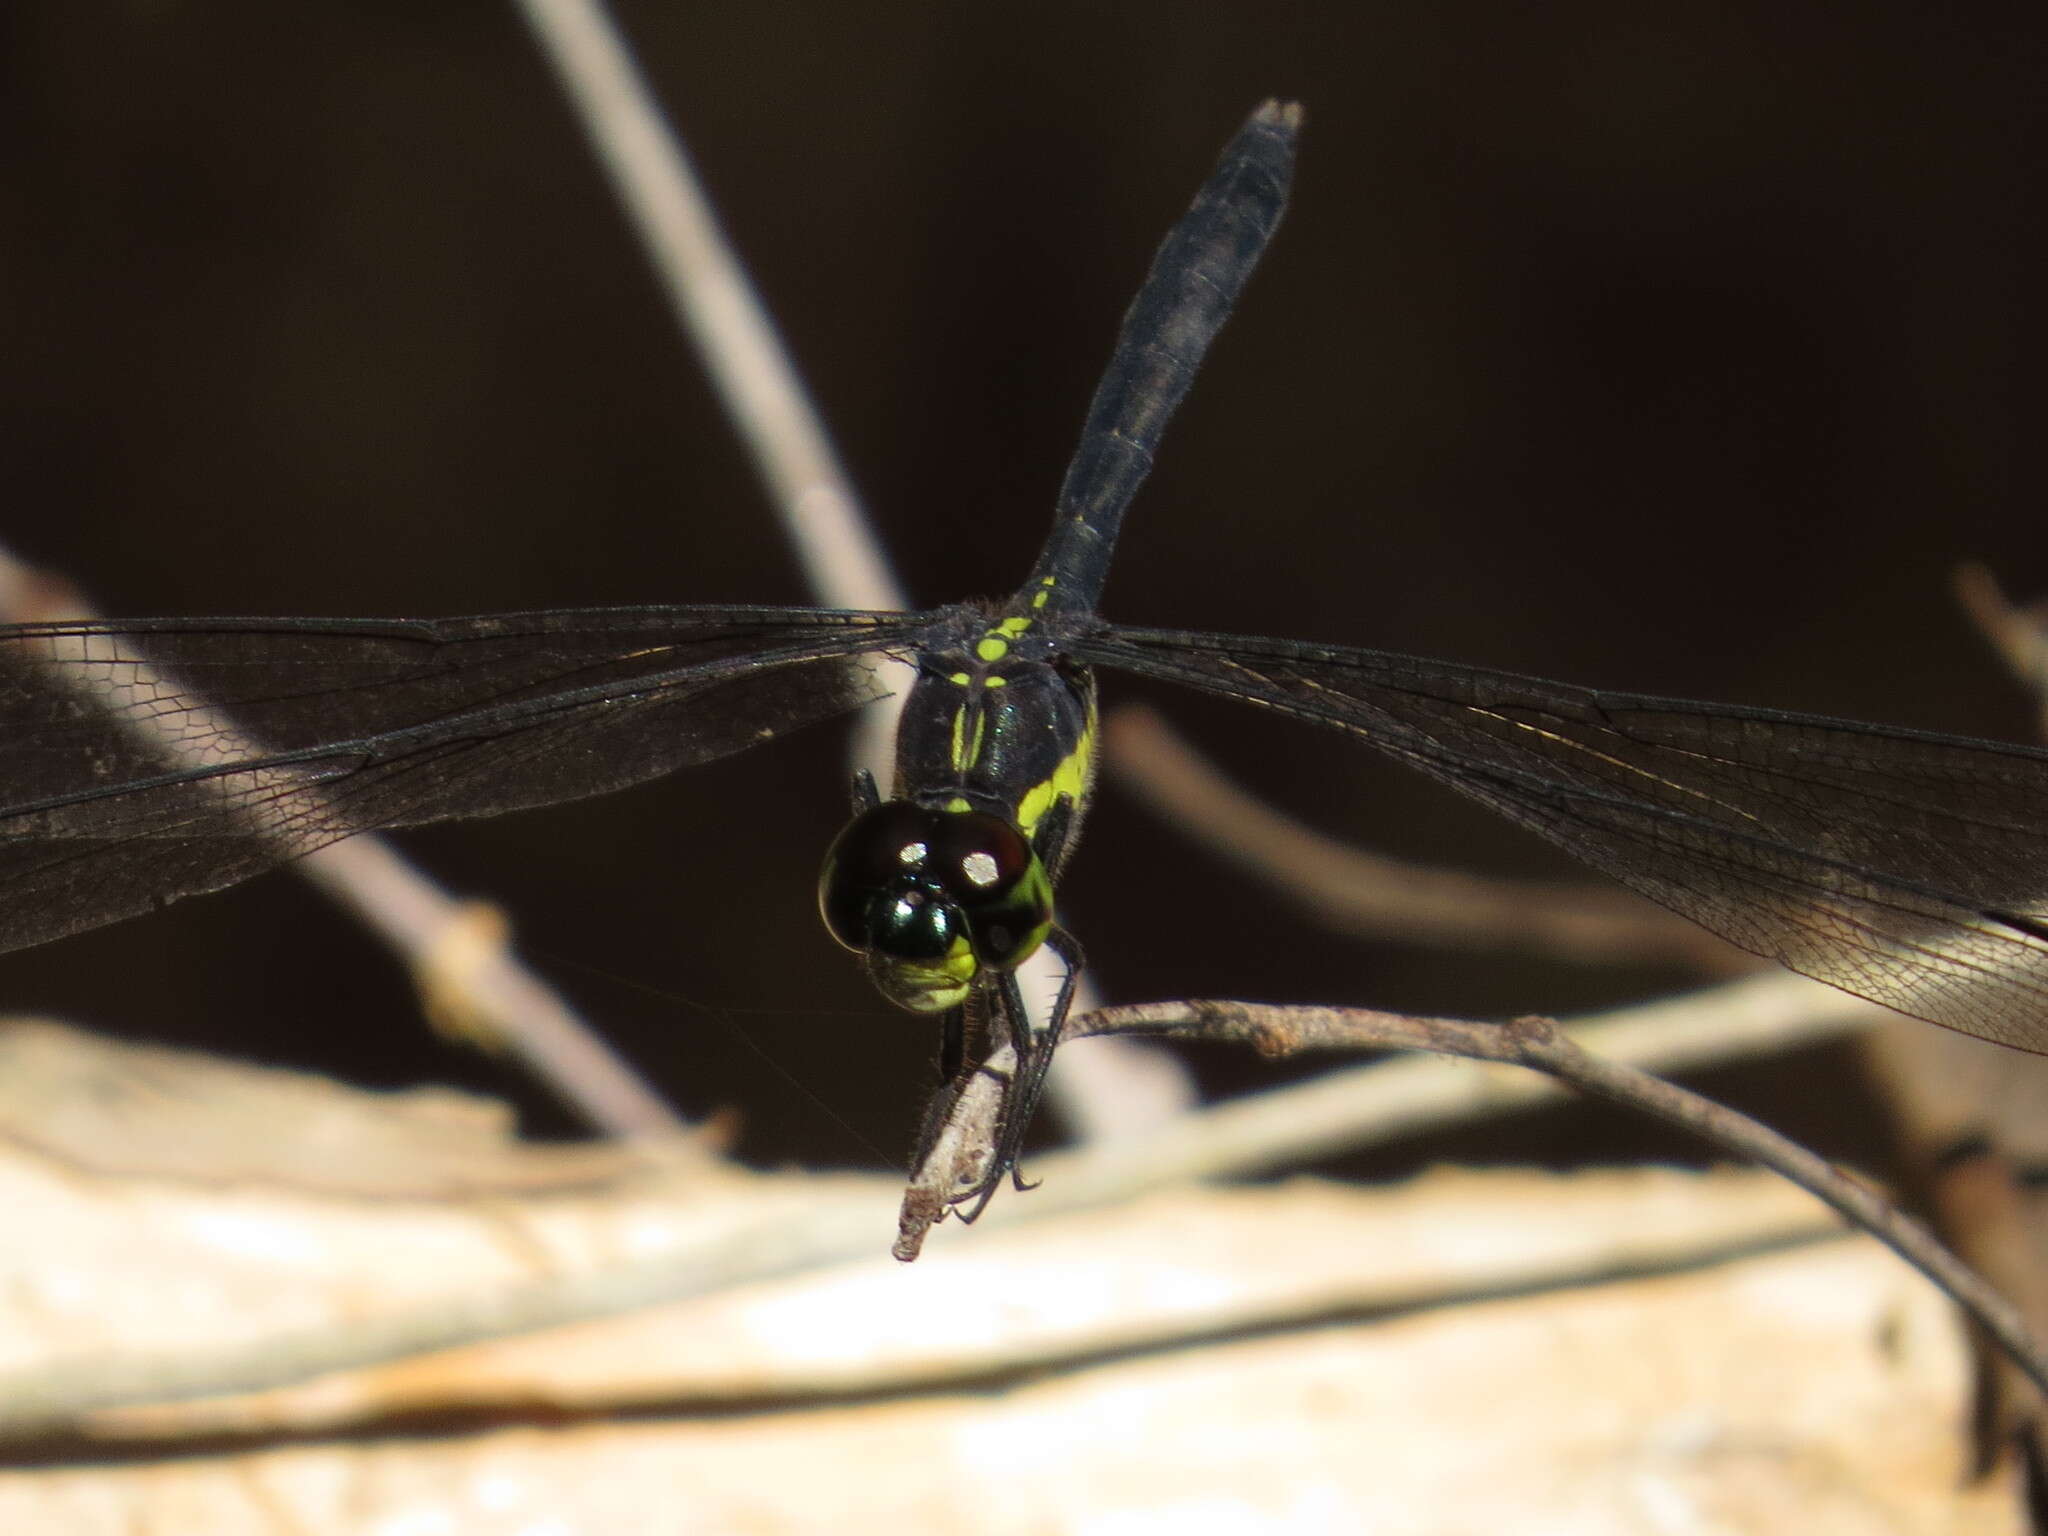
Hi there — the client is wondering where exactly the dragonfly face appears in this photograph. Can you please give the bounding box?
[818,800,1053,1013]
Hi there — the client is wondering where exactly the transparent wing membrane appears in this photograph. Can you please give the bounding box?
[1077,625,2048,1051]
[0,608,925,953]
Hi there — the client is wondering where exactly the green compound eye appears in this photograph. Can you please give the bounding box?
[868,888,958,961]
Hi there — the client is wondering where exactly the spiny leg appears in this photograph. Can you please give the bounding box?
[955,922,1086,1221]
[1029,792,1076,870]
[848,767,882,814]
[1003,923,1084,1194]
[940,984,1015,1221]
[937,996,966,1085]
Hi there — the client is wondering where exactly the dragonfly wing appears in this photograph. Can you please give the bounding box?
[0,607,931,955]
[1077,625,2048,1052]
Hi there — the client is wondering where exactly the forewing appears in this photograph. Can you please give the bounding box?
[0,606,929,954]
[1078,625,2048,1052]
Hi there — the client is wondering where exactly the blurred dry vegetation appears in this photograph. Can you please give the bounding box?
[5,1,2048,1530]
[0,1017,2021,1531]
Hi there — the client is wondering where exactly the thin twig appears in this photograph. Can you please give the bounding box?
[895,1046,1013,1261]
[1049,997,2048,1397]
[1955,561,2048,742]
[511,0,895,617]
[1916,560,2048,1466]
[0,547,685,1142]
[895,967,1884,1256]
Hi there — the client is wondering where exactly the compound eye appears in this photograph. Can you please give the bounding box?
[818,803,1051,977]
[928,813,1052,969]
[928,813,1034,902]
[818,802,942,953]
[867,887,959,960]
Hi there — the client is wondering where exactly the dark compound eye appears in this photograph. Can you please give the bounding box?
[925,814,1052,968]
[926,813,1034,900]
[818,803,1053,975]
[817,802,942,954]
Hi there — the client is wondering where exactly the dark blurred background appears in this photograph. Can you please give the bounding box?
[2,4,2045,1176]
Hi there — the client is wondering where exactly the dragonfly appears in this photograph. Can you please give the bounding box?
[5,100,2048,1217]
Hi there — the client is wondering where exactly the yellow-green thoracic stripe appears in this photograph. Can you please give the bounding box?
[1015,715,1094,838]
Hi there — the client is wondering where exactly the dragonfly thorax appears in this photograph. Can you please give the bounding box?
[818,801,1053,1013]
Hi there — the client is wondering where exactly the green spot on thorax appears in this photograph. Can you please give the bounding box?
[974,614,1033,663]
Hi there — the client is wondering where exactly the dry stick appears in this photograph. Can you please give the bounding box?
[0,554,685,1142]
[511,0,1189,1144]
[1939,560,2048,1462]
[511,0,894,619]
[895,1047,1014,1261]
[1051,998,2048,1398]
[896,967,1885,1255]
[1105,703,1752,973]
[1955,561,2048,743]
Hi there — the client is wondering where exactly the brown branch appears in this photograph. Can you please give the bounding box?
[895,969,1881,1259]
[896,1048,1013,1260]
[0,544,686,1143]
[1035,997,2048,1398]
[1955,561,2048,741]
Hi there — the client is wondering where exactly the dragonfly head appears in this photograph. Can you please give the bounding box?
[819,801,1053,1013]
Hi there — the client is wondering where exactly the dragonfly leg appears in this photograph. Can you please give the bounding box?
[951,923,1087,1221]
[936,985,1014,1222]
[937,997,966,1085]
[849,767,882,814]
[1010,925,1086,1193]
[1029,791,1079,874]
